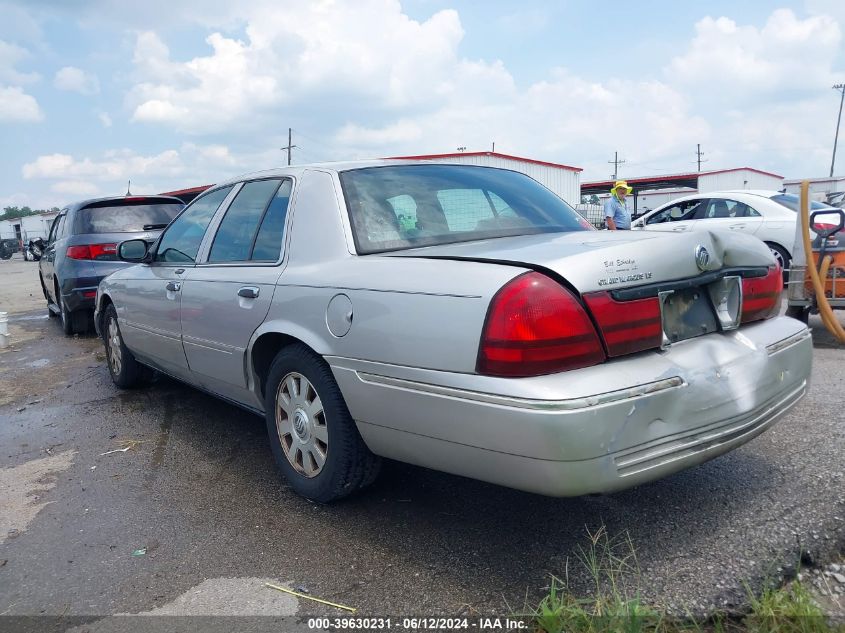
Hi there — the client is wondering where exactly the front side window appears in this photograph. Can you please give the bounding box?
[155,186,233,263]
[340,165,587,254]
[208,179,291,263]
[646,199,704,225]
[47,215,62,243]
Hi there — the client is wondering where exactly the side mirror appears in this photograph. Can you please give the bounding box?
[118,239,150,263]
[810,209,845,239]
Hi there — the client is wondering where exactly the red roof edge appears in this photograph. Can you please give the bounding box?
[159,185,213,196]
[386,151,583,173]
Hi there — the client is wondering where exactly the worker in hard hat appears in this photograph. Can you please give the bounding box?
[604,180,632,230]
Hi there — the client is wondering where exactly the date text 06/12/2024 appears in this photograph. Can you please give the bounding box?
[306,617,529,630]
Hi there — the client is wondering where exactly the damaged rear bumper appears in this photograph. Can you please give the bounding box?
[328,317,812,497]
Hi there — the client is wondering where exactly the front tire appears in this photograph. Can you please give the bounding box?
[103,304,143,388]
[264,344,381,503]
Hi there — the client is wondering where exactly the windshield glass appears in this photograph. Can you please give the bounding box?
[75,203,183,234]
[340,165,590,254]
[770,194,836,213]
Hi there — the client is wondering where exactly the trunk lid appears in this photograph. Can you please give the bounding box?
[388,229,775,293]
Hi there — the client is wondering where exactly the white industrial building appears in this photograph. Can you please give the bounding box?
[782,176,845,202]
[389,151,582,206]
[582,167,785,216]
[0,212,59,245]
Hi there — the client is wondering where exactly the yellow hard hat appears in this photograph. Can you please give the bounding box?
[612,180,633,194]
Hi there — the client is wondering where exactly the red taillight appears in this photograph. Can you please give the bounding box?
[741,265,783,323]
[583,291,663,357]
[477,272,606,377]
[81,290,97,298]
[66,243,117,260]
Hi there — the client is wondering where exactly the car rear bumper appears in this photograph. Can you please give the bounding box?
[329,316,812,496]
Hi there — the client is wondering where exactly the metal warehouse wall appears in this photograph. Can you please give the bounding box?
[698,171,783,192]
[405,155,581,206]
[783,177,845,199]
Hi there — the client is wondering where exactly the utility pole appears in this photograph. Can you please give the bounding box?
[281,128,297,166]
[608,151,625,180]
[831,84,845,177]
[695,144,708,172]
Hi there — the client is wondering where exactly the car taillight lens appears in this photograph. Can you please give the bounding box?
[741,265,783,323]
[583,291,663,357]
[66,243,118,261]
[477,272,606,377]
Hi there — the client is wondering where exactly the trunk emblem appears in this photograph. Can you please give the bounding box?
[695,245,711,271]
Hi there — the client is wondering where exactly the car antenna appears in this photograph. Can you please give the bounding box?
[125,179,131,196]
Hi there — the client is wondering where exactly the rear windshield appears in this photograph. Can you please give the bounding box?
[770,194,836,213]
[339,165,590,254]
[74,203,184,234]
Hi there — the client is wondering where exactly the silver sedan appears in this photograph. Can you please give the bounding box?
[95,162,812,502]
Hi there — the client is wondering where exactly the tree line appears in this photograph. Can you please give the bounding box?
[1,206,61,221]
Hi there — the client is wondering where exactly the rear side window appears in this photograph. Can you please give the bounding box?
[700,199,750,219]
[74,203,183,234]
[155,187,233,263]
[770,194,833,213]
[208,179,291,263]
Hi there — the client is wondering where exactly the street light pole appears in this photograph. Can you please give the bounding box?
[831,84,845,178]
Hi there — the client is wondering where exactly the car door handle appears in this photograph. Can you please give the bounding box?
[729,224,745,229]
[672,226,687,231]
[238,286,259,299]
[166,281,182,292]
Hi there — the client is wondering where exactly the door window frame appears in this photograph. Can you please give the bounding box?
[150,184,239,267]
[196,176,296,268]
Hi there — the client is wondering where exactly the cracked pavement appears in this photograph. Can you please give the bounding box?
[0,256,843,623]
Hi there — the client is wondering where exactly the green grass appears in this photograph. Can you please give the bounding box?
[526,527,840,633]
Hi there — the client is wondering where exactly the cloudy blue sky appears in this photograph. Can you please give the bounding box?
[1,0,844,209]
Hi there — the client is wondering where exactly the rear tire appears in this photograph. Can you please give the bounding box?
[103,304,143,388]
[264,344,381,503]
[58,291,88,335]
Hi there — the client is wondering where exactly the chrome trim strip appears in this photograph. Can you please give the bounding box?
[355,372,685,411]
[765,329,811,356]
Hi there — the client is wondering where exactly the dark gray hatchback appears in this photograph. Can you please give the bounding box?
[39,195,184,334]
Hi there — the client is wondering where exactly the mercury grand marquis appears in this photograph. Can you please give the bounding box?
[94,162,812,502]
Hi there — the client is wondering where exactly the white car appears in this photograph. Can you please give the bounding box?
[632,190,836,271]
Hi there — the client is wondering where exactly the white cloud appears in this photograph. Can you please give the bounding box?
[337,120,424,146]
[98,111,112,127]
[0,39,39,84]
[125,1,476,133]
[20,143,245,200]
[0,85,43,121]
[54,66,100,95]
[50,180,100,197]
[667,9,841,94]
